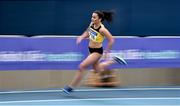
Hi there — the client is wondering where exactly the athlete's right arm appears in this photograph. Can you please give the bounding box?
[76,23,92,44]
[76,30,89,44]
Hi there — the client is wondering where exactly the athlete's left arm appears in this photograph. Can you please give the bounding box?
[100,27,114,52]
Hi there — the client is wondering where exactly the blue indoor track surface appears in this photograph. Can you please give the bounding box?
[0,86,179,105]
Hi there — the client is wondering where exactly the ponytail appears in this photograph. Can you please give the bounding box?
[93,10,114,23]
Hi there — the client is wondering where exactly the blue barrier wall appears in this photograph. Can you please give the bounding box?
[0,36,180,70]
[0,0,180,36]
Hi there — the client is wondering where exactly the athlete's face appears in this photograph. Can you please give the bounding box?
[91,13,101,24]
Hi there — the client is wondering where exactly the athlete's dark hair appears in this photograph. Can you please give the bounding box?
[93,10,114,23]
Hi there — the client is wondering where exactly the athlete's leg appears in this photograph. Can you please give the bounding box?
[69,53,102,87]
[62,53,102,94]
[63,53,102,94]
[93,56,127,73]
[92,60,114,73]
[98,60,115,70]
[92,61,102,73]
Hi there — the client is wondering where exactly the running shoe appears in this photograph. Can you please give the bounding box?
[113,56,127,65]
[62,86,73,94]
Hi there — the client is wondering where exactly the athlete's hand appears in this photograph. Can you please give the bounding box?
[76,36,82,45]
[76,36,83,45]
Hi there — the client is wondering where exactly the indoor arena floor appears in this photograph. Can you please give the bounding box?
[0,86,179,105]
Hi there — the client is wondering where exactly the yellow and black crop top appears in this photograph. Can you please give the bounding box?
[88,24,104,43]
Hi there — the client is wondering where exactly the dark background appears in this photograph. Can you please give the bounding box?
[0,0,180,36]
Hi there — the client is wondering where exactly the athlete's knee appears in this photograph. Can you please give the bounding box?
[98,64,104,69]
[99,62,108,69]
[78,63,87,71]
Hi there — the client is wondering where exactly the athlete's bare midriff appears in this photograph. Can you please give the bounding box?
[89,39,102,48]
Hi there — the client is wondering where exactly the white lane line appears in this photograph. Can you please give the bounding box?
[0,87,179,94]
[0,97,180,104]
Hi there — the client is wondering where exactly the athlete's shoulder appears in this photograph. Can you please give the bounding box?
[99,24,107,33]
